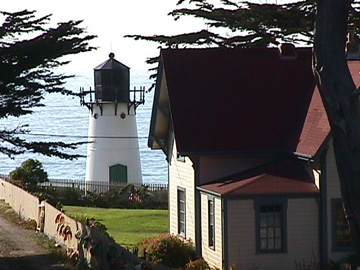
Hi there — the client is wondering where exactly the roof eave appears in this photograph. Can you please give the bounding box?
[180,149,312,160]
[312,132,332,160]
[148,55,165,149]
[291,132,332,162]
[197,186,222,197]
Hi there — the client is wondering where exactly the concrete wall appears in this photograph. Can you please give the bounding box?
[43,201,81,253]
[0,178,39,222]
[0,178,81,255]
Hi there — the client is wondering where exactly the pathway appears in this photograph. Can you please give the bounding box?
[0,211,71,270]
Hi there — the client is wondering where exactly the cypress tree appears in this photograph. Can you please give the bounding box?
[0,10,96,159]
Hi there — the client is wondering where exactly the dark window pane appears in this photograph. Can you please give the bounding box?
[275,228,282,238]
[260,213,267,227]
[275,239,282,249]
[178,189,186,235]
[261,228,267,238]
[268,239,274,249]
[261,239,267,250]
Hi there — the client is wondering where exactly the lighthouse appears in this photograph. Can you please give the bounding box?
[81,53,144,188]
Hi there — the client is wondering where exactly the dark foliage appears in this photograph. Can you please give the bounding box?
[126,0,360,90]
[9,158,48,190]
[30,184,168,210]
[0,10,96,159]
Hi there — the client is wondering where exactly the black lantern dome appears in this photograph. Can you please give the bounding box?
[94,53,130,102]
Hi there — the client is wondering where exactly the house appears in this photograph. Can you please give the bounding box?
[148,45,360,270]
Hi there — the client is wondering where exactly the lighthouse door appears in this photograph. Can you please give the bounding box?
[109,164,128,184]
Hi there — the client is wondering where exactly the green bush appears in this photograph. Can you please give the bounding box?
[138,234,196,268]
[10,159,48,191]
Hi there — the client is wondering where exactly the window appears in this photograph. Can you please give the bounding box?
[255,199,287,253]
[178,188,186,237]
[208,197,215,248]
[332,199,353,251]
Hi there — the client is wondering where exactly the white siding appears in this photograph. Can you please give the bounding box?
[199,156,274,185]
[226,198,319,270]
[227,200,255,270]
[169,141,196,243]
[326,142,351,262]
[200,194,223,269]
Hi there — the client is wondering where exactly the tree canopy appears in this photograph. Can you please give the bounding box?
[0,10,96,159]
[126,0,360,81]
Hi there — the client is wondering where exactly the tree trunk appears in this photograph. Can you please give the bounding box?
[313,0,360,252]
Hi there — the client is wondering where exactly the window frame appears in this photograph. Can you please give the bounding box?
[177,187,186,237]
[208,196,215,249]
[254,198,287,254]
[331,198,354,252]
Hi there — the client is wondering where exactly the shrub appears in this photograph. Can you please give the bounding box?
[10,159,48,191]
[185,258,210,270]
[23,219,37,230]
[138,234,196,268]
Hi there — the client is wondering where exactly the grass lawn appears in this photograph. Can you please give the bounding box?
[64,206,169,248]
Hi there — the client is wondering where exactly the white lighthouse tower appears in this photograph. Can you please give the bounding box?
[81,53,144,188]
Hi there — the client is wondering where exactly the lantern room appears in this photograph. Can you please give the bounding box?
[94,52,130,102]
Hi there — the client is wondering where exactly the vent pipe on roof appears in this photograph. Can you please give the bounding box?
[278,43,297,60]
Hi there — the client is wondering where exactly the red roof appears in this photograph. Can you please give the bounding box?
[161,47,318,156]
[296,88,330,156]
[295,61,360,156]
[155,47,360,158]
[199,159,319,196]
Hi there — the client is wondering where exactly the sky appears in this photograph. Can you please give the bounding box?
[1,0,207,73]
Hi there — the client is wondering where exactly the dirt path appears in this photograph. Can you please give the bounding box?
[0,211,71,270]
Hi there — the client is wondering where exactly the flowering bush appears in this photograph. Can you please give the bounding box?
[138,234,196,268]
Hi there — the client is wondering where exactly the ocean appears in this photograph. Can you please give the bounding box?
[0,70,168,184]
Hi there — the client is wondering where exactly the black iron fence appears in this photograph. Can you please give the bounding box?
[41,179,168,202]
[41,179,165,191]
[1,174,168,207]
